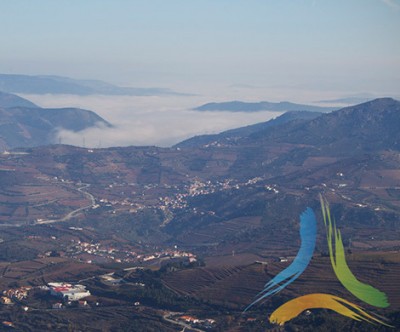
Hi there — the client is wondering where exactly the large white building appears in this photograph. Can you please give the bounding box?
[48,282,91,301]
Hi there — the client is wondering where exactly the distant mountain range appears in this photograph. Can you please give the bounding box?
[0,92,111,150]
[0,74,184,96]
[194,100,337,113]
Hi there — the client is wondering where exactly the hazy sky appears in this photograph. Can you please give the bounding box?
[1,0,399,95]
[1,1,400,148]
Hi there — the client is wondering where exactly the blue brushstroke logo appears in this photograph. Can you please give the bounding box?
[245,207,317,311]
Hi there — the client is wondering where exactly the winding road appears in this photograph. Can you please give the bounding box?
[37,184,96,225]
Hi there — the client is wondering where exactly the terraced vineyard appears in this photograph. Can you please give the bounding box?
[163,253,400,314]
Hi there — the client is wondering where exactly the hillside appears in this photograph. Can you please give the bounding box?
[176,110,323,148]
[245,97,400,153]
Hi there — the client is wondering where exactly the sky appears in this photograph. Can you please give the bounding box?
[1,0,400,147]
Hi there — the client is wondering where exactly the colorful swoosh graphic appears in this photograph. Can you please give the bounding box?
[269,293,392,327]
[244,207,317,311]
[320,196,390,308]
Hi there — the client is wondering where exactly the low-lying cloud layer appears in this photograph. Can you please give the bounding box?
[22,84,382,149]
[22,93,283,148]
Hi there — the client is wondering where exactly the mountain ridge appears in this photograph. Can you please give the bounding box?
[0,73,185,96]
[248,97,400,152]
[194,100,337,113]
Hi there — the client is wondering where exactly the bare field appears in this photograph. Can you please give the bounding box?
[176,216,262,246]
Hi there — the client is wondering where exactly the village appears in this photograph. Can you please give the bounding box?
[159,178,279,216]
[65,240,197,265]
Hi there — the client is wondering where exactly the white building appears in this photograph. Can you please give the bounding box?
[48,282,91,301]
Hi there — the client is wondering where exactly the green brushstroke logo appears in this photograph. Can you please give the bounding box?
[320,196,390,308]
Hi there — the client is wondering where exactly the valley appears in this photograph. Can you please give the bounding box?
[0,99,399,330]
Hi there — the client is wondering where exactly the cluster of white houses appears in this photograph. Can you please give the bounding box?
[48,282,91,301]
